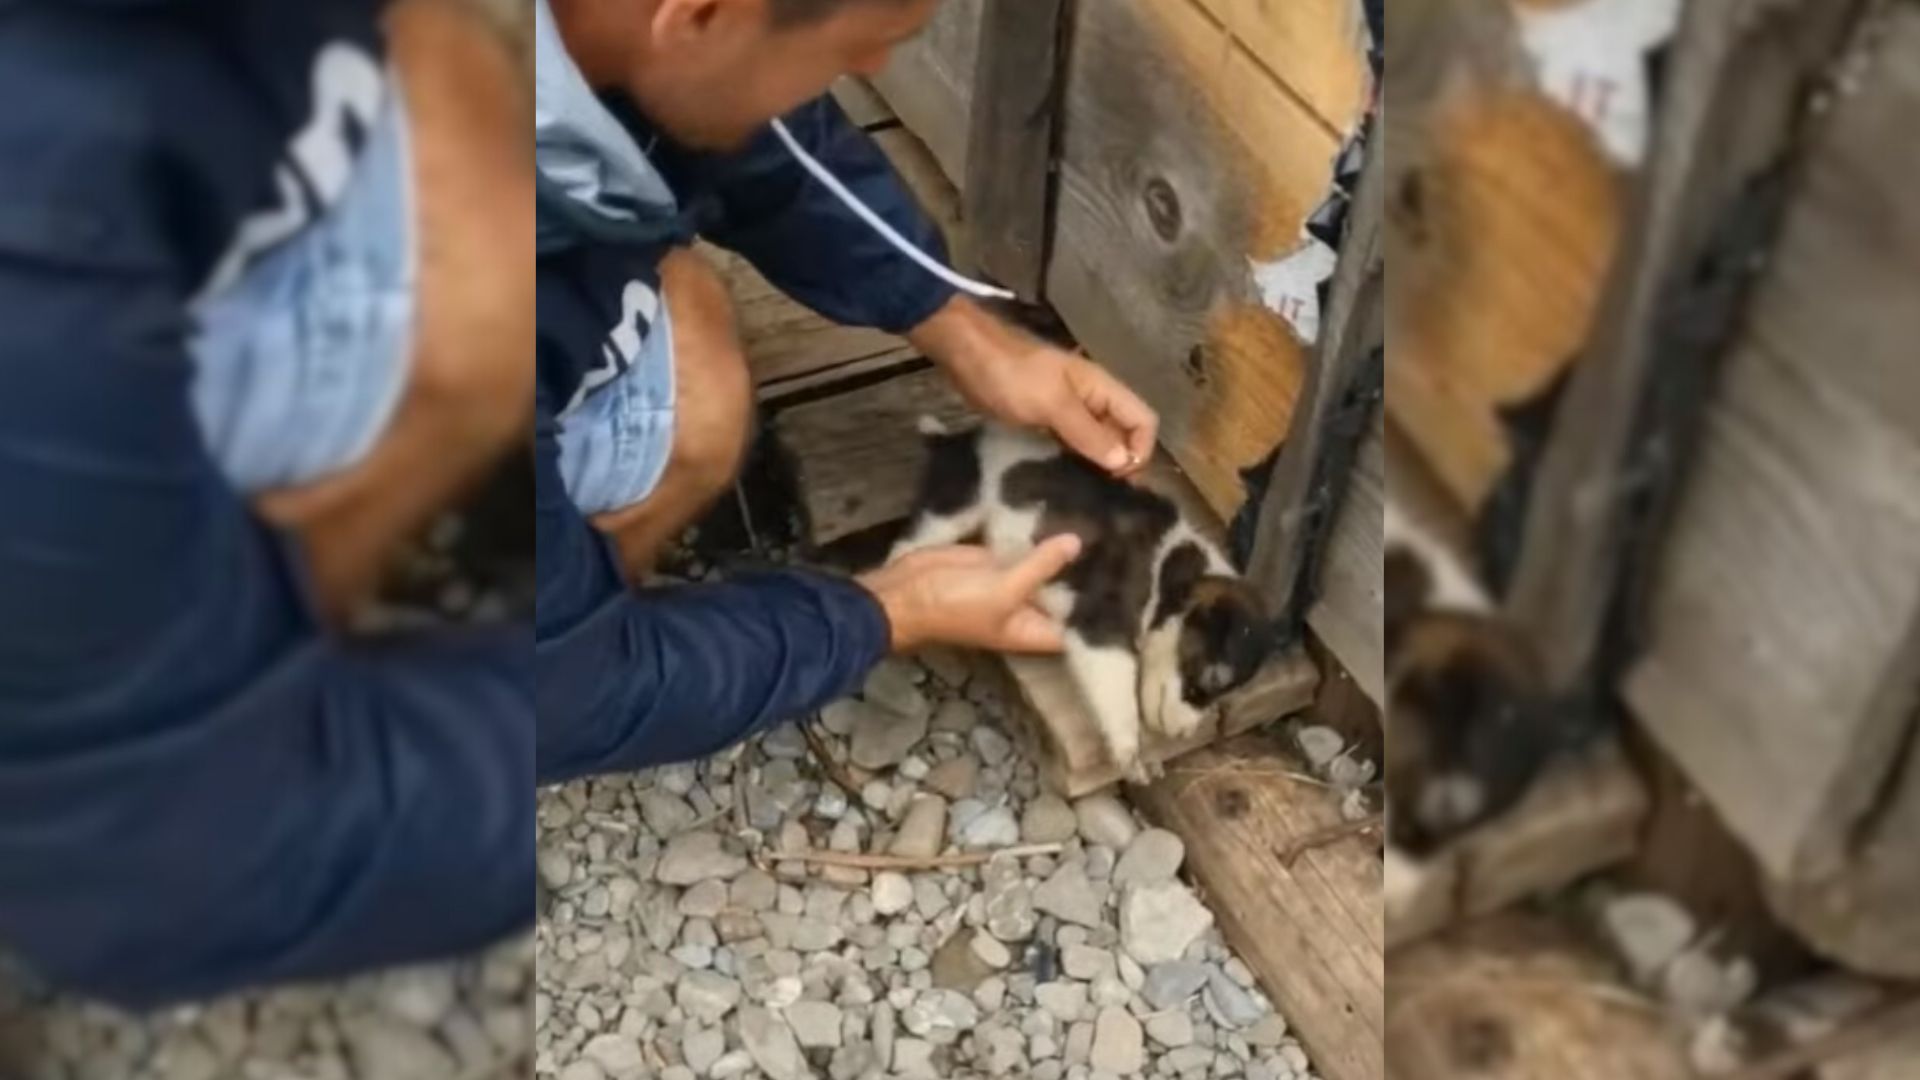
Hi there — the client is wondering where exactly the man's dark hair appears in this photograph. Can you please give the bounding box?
[768,0,915,27]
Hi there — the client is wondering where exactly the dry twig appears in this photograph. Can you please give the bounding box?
[801,721,867,797]
[1277,815,1384,867]
[772,843,1066,872]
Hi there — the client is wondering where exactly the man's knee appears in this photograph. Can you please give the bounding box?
[662,250,755,495]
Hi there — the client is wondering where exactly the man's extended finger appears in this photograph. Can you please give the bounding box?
[996,606,1068,654]
[998,533,1082,603]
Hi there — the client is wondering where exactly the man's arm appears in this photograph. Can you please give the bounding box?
[0,92,529,1009]
[533,369,892,785]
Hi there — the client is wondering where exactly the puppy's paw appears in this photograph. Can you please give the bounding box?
[1154,680,1206,740]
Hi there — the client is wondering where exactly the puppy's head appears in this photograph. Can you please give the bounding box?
[1176,577,1281,707]
[1387,611,1551,852]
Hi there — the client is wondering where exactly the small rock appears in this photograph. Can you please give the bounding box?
[971,725,1015,767]
[1036,981,1090,1023]
[930,699,978,735]
[684,1026,726,1074]
[537,847,572,890]
[738,1005,808,1080]
[1147,1011,1196,1048]
[1662,948,1758,1020]
[865,659,931,721]
[902,989,980,1045]
[343,1016,459,1080]
[1090,1007,1146,1075]
[1121,881,1215,965]
[850,700,929,771]
[959,805,1021,849]
[731,869,778,912]
[971,933,1013,970]
[1601,893,1698,986]
[761,722,809,759]
[658,831,748,886]
[786,1001,845,1050]
[578,1033,645,1080]
[871,871,914,917]
[1075,795,1138,850]
[1062,944,1116,983]
[640,790,700,836]
[814,785,850,820]
[680,879,730,919]
[923,756,980,801]
[890,795,948,859]
[1022,794,1079,844]
[892,1037,939,1079]
[1295,726,1345,769]
[1034,864,1107,929]
[1113,829,1186,887]
[1205,969,1269,1028]
[677,971,744,1024]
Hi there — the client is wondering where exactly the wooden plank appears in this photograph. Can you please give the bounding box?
[1247,132,1383,650]
[1045,0,1348,518]
[771,368,977,545]
[962,0,1066,300]
[1187,0,1373,133]
[1506,0,1867,692]
[1388,913,1693,1080]
[1386,740,1649,950]
[872,126,976,276]
[707,246,916,388]
[829,76,897,130]
[869,0,983,181]
[1135,735,1384,1080]
[1619,4,1920,972]
[1309,414,1384,707]
[1003,648,1319,799]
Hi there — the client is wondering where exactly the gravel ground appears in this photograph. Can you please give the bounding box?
[534,646,1323,1080]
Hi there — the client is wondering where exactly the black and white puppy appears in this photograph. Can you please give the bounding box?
[891,421,1280,779]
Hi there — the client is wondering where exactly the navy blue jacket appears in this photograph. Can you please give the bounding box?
[535,94,955,784]
[0,1,530,1007]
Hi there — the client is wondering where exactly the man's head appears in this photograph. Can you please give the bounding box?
[557,0,939,150]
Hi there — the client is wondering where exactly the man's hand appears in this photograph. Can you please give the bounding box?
[857,535,1083,654]
[909,297,1158,478]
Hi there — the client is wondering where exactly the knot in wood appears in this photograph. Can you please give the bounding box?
[1143,176,1183,241]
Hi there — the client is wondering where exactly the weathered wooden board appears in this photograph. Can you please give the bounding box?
[1620,1,1920,974]
[1386,739,1650,950]
[1187,0,1372,132]
[709,245,916,393]
[829,76,897,130]
[1135,736,1384,1080]
[1509,0,1866,691]
[1310,414,1384,707]
[771,368,976,545]
[1045,0,1355,518]
[869,0,983,181]
[1388,914,1693,1080]
[1248,132,1382,699]
[961,0,1066,300]
[870,125,975,277]
[1003,648,1320,799]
